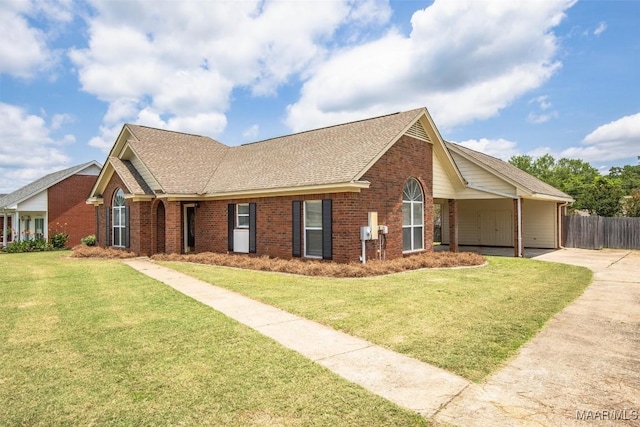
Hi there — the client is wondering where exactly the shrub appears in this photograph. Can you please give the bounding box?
[50,232,69,249]
[4,238,53,253]
[80,234,97,246]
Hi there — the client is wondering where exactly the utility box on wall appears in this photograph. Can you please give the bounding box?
[368,212,378,240]
[360,226,372,241]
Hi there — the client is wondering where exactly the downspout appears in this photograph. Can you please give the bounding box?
[517,197,523,257]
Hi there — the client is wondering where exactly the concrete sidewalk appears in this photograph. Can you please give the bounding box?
[125,249,640,426]
[123,258,470,418]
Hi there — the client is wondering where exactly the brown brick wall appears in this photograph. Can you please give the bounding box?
[100,135,435,262]
[185,135,434,263]
[47,174,98,247]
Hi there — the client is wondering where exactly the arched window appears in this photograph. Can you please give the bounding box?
[402,178,424,252]
[112,189,126,247]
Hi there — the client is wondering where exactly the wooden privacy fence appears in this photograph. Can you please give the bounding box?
[563,216,640,250]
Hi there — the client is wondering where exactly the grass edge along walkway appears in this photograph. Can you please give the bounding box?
[159,256,593,382]
[0,252,427,426]
[124,258,471,418]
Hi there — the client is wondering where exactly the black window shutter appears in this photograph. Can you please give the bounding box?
[227,204,235,252]
[124,205,130,248]
[292,200,301,257]
[249,202,257,254]
[322,199,333,260]
[105,206,111,246]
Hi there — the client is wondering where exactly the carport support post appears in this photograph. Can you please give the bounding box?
[514,198,523,257]
[448,199,458,253]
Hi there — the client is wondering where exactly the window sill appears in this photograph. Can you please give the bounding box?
[402,249,425,255]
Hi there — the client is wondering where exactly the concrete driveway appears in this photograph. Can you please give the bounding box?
[435,249,640,426]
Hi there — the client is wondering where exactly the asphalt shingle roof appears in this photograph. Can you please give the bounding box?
[126,125,229,194]
[204,108,424,194]
[0,162,99,209]
[445,141,574,200]
[120,109,423,195]
[108,109,570,202]
[108,157,154,196]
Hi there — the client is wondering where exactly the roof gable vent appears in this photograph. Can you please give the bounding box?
[405,121,430,142]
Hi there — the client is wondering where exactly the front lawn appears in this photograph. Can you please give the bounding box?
[0,252,426,426]
[162,256,592,381]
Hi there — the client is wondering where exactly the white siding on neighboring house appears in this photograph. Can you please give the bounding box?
[130,156,162,191]
[523,199,557,248]
[433,151,457,199]
[77,164,101,176]
[450,152,516,197]
[17,190,47,211]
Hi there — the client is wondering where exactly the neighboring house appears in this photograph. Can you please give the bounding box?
[87,107,573,262]
[1,161,102,248]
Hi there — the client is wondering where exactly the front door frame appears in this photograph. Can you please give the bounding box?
[183,203,196,253]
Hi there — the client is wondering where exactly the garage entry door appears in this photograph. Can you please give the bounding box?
[479,210,513,246]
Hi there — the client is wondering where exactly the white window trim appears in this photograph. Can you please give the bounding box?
[236,203,249,229]
[402,179,425,253]
[304,200,322,259]
[112,189,126,248]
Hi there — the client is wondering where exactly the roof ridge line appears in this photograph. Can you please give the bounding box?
[127,123,220,141]
[239,109,421,147]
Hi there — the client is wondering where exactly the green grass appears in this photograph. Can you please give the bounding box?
[0,252,427,426]
[161,256,593,381]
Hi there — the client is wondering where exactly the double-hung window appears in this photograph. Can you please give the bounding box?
[402,178,424,252]
[304,200,323,258]
[112,189,126,247]
[236,203,249,228]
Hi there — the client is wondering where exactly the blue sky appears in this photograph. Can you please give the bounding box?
[1,0,639,194]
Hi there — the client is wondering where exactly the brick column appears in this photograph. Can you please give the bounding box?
[165,201,182,254]
[448,199,458,253]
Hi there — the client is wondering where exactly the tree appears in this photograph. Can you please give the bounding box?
[623,190,640,217]
[608,165,640,195]
[508,154,599,211]
[581,177,624,217]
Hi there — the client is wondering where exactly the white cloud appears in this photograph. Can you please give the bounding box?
[456,138,520,161]
[0,103,72,193]
[71,0,392,151]
[528,111,559,124]
[593,22,607,36]
[530,95,552,111]
[242,125,260,140]
[51,113,75,131]
[527,95,558,123]
[560,113,640,162]
[0,2,50,78]
[0,0,74,78]
[286,0,575,132]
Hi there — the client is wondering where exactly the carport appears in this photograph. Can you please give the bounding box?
[435,142,574,257]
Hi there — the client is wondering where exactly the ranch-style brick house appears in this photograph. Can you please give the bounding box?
[87,107,573,262]
[1,161,102,248]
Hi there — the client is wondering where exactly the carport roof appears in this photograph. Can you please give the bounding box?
[445,142,574,201]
